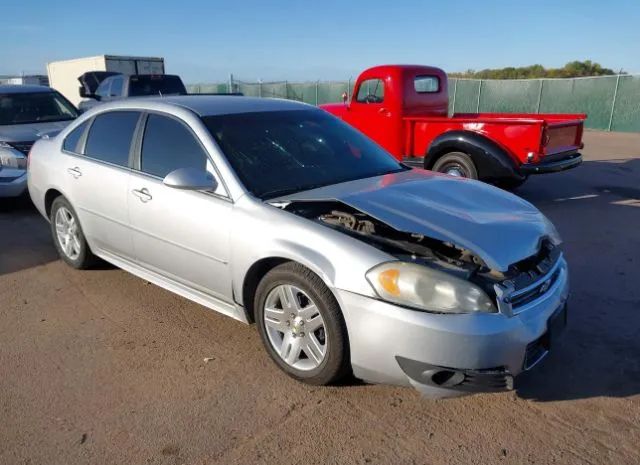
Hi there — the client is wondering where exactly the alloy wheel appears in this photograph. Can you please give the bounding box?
[55,206,81,260]
[263,284,327,371]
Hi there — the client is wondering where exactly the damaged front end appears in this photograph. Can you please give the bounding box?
[280,200,561,316]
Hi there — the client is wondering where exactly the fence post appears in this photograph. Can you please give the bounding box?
[228,73,234,93]
[284,80,288,99]
[451,79,458,114]
[608,74,621,131]
[347,77,351,101]
[476,79,482,113]
[536,79,544,113]
[258,79,262,98]
[315,80,319,106]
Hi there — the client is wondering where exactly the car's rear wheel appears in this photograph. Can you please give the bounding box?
[255,262,350,385]
[50,196,97,269]
[432,151,478,179]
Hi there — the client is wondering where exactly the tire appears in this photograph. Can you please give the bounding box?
[50,196,98,269]
[254,262,350,385]
[432,151,479,180]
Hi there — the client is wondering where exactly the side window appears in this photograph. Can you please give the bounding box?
[414,76,439,93]
[62,120,89,153]
[95,79,111,99]
[85,111,140,166]
[109,77,123,97]
[140,114,208,179]
[356,78,384,103]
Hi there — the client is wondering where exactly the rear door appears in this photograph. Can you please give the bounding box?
[127,112,233,302]
[63,110,141,260]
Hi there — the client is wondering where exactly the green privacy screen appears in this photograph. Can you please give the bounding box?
[188,74,639,132]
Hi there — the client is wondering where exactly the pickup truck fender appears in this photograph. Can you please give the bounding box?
[425,131,524,182]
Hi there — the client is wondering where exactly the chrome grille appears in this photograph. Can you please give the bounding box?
[494,253,563,316]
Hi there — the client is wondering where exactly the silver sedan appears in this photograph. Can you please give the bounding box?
[27,96,569,396]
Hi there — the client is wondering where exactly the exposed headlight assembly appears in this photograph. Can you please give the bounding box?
[366,261,497,314]
[0,142,27,169]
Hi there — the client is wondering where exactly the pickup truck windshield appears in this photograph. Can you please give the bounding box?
[0,92,78,125]
[128,75,187,96]
[203,109,406,199]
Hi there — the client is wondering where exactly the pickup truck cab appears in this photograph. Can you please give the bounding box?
[321,65,585,187]
[78,72,187,112]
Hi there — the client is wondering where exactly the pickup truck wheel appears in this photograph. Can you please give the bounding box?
[255,262,350,386]
[432,152,478,180]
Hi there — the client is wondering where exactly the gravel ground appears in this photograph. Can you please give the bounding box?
[1,131,639,465]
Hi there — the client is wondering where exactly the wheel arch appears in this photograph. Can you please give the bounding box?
[44,188,65,218]
[239,249,339,324]
[425,130,524,182]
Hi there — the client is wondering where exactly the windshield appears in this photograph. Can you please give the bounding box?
[129,75,187,96]
[0,91,78,126]
[203,109,406,199]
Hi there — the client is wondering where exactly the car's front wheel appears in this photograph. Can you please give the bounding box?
[255,262,350,385]
[50,196,97,269]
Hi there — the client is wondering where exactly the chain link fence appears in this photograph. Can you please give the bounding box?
[188,74,640,132]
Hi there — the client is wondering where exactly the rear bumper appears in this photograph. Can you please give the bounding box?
[520,152,582,175]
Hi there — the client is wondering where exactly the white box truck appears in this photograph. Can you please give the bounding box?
[47,55,165,106]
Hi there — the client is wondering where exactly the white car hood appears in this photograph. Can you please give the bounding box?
[276,169,558,271]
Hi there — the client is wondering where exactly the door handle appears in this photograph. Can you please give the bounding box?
[67,167,82,178]
[378,108,391,116]
[132,187,152,202]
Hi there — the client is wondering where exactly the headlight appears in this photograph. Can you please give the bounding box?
[0,142,27,170]
[366,261,497,314]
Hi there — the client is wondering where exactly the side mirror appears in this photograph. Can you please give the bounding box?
[163,167,218,192]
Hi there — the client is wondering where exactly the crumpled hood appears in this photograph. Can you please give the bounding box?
[0,120,72,141]
[277,169,558,271]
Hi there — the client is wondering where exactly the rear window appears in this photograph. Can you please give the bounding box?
[63,120,89,153]
[0,91,78,125]
[128,75,186,97]
[84,111,140,166]
[414,76,439,93]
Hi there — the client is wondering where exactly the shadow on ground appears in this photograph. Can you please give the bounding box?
[0,195,60,275]
[513,158,640,401]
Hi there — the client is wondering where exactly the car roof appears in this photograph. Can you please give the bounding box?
[96,95,314,117]
[0,85,54,94]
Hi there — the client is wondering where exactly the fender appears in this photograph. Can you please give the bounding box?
[425,131,524,182]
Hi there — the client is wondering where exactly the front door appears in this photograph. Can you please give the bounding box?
[345,77,398,156]
[127,112,233,302]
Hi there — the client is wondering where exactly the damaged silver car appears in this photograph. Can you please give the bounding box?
[28,96,569,396]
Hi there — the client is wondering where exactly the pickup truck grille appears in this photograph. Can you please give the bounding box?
[7,141,35,155]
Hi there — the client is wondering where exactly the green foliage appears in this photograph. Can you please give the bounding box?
[450,60,620,79]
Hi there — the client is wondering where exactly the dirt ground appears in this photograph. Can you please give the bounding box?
[1,131,639,465]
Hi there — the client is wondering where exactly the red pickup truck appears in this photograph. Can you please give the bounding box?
[320,65,585,188]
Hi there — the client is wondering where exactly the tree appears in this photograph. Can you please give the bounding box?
[449,60,618,79]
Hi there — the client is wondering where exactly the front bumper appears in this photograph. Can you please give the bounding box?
[520,152,582,175]
[0,170,27,198]
[335,258,569,397]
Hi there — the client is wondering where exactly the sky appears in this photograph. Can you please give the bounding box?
[2,0,639,83]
